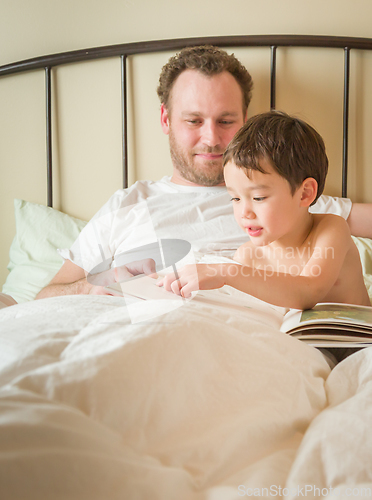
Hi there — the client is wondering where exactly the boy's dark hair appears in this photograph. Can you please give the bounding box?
[223,111,328,205]
[157,45,253,116]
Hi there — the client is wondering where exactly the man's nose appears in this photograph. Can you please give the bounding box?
[201,122,220,147]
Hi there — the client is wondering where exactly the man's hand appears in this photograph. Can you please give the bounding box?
[114,258,158,282]
[87,258,157,287]
[89,258,158,295]
[88,284,117,296]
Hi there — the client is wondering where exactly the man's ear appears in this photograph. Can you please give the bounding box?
[299,177,318,207]
[160,103,170,135]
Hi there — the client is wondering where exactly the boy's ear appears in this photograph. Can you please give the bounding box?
[299,177,318,207]
[160,103,170,135]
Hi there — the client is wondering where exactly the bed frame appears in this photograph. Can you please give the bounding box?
[1,34,372,207]
[1,37,372,498]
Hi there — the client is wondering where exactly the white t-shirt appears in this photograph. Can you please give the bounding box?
[60,176,352,273]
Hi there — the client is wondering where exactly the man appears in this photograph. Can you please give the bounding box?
[36,46,372,299]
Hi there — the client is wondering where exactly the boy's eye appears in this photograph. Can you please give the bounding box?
[253,197,266,202]
[230,197,240,202]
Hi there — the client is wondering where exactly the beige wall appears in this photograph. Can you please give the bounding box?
[1,0,372,287]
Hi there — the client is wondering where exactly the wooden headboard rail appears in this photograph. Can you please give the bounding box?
[1,34,372,206]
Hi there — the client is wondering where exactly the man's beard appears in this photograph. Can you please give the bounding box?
[169,129,225,186]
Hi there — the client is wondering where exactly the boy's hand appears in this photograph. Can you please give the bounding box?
[157,264,227,298]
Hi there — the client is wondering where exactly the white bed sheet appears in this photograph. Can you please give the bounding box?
[0,290,371,499]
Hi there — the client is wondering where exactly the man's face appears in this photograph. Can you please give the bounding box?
[161,70,246,186]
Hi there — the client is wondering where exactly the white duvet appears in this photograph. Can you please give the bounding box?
[0,289,371,499]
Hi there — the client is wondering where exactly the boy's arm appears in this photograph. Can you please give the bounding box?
[159,217,352,310]
[347,203,372,238]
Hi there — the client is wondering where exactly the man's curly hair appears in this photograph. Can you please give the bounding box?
[157,45,253,115]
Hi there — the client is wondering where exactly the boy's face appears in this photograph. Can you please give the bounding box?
[224,159,306,247]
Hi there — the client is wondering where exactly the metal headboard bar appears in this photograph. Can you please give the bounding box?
[2,35,372,204]
[270,45,277,110]
[45,66,53,207]
[121,55,128,190]
[2,35,372,75]
[342,48,351,199]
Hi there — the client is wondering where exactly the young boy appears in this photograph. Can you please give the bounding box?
[159,111,370,309]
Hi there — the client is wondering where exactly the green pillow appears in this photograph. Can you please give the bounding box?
[352,236,372,303]
[352,236,372,275]
[2,199,87,303]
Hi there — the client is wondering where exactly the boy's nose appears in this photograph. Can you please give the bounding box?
[242,205,255,219]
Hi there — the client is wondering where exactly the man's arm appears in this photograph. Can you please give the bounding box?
[36,258,159,299]
[311,196,372,238]
[347,203,372,238]
[36,260,99,299]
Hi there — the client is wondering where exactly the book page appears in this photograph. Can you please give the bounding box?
[105,276,186,302]
[299,303,372,326]
[281,303,372,333]
[106,277,285,329]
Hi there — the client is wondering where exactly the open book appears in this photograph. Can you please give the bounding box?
[281,303,372,347]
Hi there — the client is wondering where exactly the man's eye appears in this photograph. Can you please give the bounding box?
[187,120,201,125]
[220,120,234,125]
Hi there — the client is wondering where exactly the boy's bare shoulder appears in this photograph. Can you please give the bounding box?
[312,213,351,237]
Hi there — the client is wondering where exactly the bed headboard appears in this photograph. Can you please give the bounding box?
[1,34,372,287]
